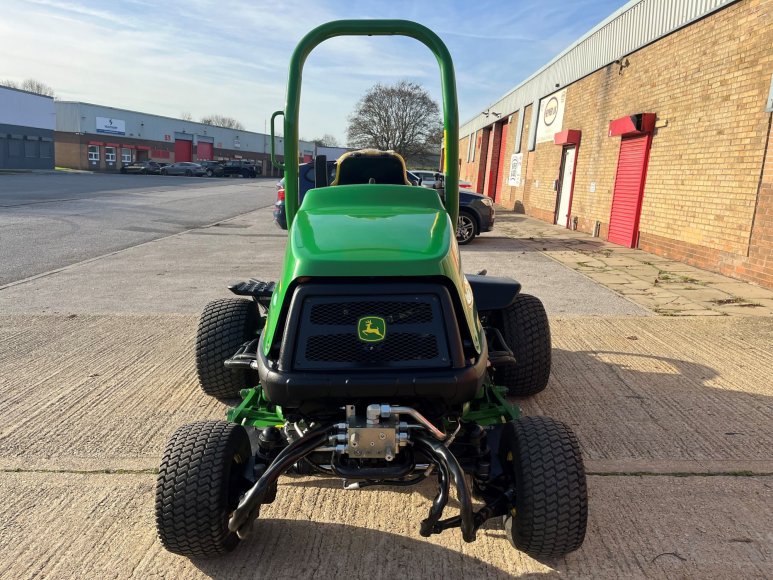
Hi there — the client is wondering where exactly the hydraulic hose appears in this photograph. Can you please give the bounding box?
[228,424,333,533]
[414,435,476,542]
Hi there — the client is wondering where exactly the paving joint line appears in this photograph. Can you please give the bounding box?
[2,468,771,477]
[1,467,158,475]
[586,470,773,477]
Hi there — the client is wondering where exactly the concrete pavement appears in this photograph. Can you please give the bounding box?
[1,188,772,578]
[0,314,770,578]
[495,211,773,317]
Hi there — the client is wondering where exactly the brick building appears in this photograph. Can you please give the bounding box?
[460,0,773,288]
[54,101,315,177]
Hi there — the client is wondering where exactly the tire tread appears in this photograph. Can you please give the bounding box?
[505,416,587,559]
[195,298,257,400]
[493,294,551,396]
[155,420,250,558]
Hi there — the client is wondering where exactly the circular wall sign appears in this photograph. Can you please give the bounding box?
[543,96,559,126]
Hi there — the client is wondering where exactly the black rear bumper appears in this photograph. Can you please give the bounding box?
[257,335,487,410]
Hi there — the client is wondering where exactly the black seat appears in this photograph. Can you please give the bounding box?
[331,149,412,186]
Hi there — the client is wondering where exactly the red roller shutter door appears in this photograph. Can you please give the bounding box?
[198,142,213,160]
[493,122,509,202]
[608,134,652,247]
[174,140,192,162]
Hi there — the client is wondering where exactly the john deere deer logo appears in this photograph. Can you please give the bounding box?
[357,316,386,342]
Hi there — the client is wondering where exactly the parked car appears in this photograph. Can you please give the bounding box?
[199,161,224,177]
[410,169,473,190]
[121,160,162,175]
[221,160,261,178]
[273,161,494,244]
[160,162,206,176]
[424,173,495,244]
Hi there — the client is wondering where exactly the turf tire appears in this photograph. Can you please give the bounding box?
[155,421,252,558]
[492,294,551,396]
[502,416,587,559]
[196,298,258,400]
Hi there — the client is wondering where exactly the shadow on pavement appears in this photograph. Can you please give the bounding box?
[534,345,773,468]
[192,519,538,579]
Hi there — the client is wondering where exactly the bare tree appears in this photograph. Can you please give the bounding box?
[200,114,245,130]
[180,111,194,121]
[346,81,442,161]
[313,134,340,147]
[1,78,55,97]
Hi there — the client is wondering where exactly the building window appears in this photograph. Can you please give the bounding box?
[88,145,100,161]
[105,147,116,162]
[121,148,132,163]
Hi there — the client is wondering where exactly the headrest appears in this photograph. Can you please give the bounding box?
[331,149,412,186]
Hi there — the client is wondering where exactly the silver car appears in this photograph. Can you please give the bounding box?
[160,162,206,177]
[410,170,473,189]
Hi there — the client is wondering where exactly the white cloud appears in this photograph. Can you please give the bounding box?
[1,0,626,143]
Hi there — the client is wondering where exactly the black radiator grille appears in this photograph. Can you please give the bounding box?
[310,301,433,325]
[292,293,451,371]
[306,333,440,363]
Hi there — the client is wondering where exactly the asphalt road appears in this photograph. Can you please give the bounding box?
[0,173,278,286]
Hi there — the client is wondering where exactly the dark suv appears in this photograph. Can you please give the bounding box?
[221,160,262,178]
[273,161,495,244]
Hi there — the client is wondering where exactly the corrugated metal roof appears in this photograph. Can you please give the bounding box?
[460,0,740,135]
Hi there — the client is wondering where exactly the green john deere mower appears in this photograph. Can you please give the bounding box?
[155,20,587,560]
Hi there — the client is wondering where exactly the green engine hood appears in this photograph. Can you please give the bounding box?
[263,184,482,354]
[289,185,451,275]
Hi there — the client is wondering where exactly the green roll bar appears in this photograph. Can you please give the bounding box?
[271,19,459,228]
[270,110,284,170]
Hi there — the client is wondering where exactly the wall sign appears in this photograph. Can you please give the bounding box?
[96,117,126,135]
[508,153,523,187]
[536,89,566,144]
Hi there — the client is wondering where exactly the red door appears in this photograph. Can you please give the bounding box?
[197,142,213,160]
[174,140,192,162]
[608,134,652,247]
[493,122,509,202]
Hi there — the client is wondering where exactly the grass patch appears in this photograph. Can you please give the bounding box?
[709,297,755,306]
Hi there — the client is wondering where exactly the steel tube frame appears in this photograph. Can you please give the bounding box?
[276,19,460,228]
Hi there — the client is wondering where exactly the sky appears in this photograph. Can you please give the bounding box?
[0,0,627,143]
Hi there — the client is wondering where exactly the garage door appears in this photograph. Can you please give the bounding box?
[493,121,509,202]
[174,140,192,162]
[608,134,651,247]
[197,142,213,161]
